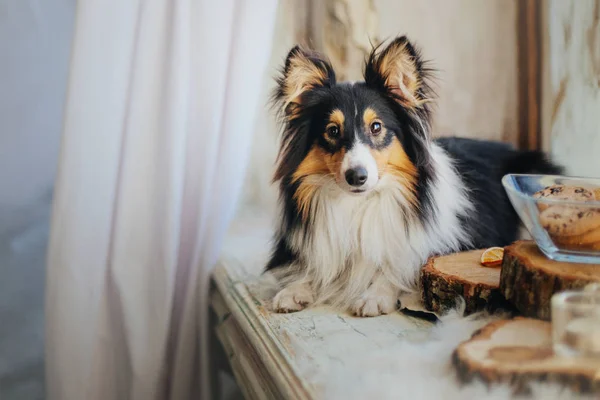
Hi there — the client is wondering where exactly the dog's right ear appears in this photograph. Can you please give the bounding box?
[273,46,336,118]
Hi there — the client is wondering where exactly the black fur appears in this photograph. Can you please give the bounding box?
[436,137,563,250]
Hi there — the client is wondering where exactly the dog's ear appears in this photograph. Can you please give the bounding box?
[274,46,336,117]
[364,36,432,109]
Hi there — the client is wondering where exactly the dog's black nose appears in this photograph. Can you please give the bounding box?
[345,167,368,186]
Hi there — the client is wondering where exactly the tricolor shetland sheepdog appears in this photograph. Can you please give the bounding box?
[265,36,561,317]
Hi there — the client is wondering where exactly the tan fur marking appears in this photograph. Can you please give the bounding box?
[294,183,321,222]
[363,108,388,144]
[325,148,345,182]
[325,109,345,143]
[285,103,303,120]
[329,109,345,129]
[376,43,428,108]
[292,147,330,183]
[363,108,378,126]
[371,137,418,206]
[292,145,345,220]
[283,53,328,110]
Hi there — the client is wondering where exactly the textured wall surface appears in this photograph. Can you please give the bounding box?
[309,0,520,142]
[309,0,380,82]
[543,0,600,177]
[376,0,519,143]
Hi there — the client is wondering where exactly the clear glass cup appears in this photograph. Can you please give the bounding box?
[584,282,600,293]
[552,290,600,358]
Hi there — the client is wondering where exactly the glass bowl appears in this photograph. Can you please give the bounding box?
[502,174,600,264]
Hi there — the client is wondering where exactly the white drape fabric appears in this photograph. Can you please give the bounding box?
[45,1,277,399]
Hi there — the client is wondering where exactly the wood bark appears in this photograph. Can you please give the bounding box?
[421,250,512,315]
[500,241,600,320]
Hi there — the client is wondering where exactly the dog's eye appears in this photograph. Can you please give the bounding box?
[326,125,340,139]
[370,121,382,136]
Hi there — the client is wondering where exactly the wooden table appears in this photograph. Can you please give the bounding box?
[210,212,433,399]
[210,212,600,399]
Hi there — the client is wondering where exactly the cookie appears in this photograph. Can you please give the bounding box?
[553,238,600,252]
[533,185,594,211]
[539,205,600,236]
[594,187,600,201]
[551,225,600,246]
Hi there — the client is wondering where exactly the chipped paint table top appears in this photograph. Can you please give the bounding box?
[210,211,434,399]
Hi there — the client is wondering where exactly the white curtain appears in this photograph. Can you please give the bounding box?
[45,1,277,399]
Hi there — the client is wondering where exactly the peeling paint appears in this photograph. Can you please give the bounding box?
[546,0,600,177]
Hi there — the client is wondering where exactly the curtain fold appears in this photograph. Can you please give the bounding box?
[45,1,278,399]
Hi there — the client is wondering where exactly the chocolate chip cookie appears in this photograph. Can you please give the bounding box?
[551,225,600,250]
[533,185,595,211]
[540,205,600,236]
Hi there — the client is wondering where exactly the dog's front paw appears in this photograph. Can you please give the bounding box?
[351,293,397,317]
[272,283,314,313]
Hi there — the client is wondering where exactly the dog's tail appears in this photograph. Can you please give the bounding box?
[501,150,564,177]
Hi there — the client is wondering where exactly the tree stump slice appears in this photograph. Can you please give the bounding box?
[453,317,600,394]
[421,250,509,315]
[500,241,600,320]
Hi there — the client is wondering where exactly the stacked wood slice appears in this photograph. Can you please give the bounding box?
[420,249,509,315]
[500,241,600,320]
[453,317,600,394]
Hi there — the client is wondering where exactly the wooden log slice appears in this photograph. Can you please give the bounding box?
[500,241,600,320]
[421,250,512,315]
[453,317,600,394]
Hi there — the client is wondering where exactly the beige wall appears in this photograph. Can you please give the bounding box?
[375,0,519,143]
[542,0,600,177]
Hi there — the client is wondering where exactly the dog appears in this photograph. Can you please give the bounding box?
[265,36,562,317]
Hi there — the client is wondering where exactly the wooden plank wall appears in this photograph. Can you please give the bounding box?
[519,0,543,150]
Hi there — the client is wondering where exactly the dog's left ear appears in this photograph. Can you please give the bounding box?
[364,36,431,109]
